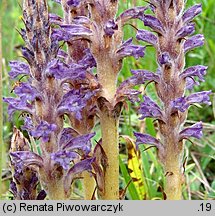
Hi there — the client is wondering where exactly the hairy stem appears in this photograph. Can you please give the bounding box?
[97,61,119,200]
[100,112,119,200]
[164,144,183,200]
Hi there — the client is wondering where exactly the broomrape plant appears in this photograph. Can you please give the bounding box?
[133,1,211,199]
[3,0,211,200]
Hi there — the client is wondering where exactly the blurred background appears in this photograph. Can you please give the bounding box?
[1,0,215,200]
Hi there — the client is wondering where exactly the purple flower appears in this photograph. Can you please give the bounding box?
[53,0,61,4]
[72,16,91,25]
[52,24,92,42]
[185,77,200,90]
[172,91,211,112]
[104,20,118,36]
[139,96,164,120]
[136,29,158,46]
[134,132,162,148]
[10,151,43,168]
[62,132,95,155]
[67,0,80,7]
[14,82,40,101]
[184,34,204,53]
[57,49,68,60]
[46,59,86,80]
[22,116,34,132]
[180,65,207,82]
[182,4,202,24]
[117,38,146,60]
[65,158,95,193]
[179,122,203,140]
[143,15,164,34]
[49,14,63,25]
[3,97,33,119]
[9,61,30,79]
[57,89,94,120]
[59,128,79,147]
[158,52,171,65]
[30,121,57,142]
[51,150,78,170]
[131,69,160,83]
[176,23,195,38]
[117,6,146,23]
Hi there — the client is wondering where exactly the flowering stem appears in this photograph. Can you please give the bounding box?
[98,60,119,200]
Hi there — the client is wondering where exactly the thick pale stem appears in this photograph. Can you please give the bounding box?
[83,172,95,200]
[98,61,119,200]
[100,112,119,200]
[164,144,183,200]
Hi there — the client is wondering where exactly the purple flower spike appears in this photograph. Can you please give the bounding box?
[180,65,207,82]
[136,29,158,46]
[104,20,118,36]
[176,23,195,38]
[30,121,57,142]
[179,122,203,140]
[172,91,212,112]
[139,95,163,120]
[117,38,146,60]
[184,34,204,53]
[14,82,40,101]
[182,4,202,24]
[143,15,164,34]
[134,132,162,148]
[51,150,78,170]
[9,61,30,79]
